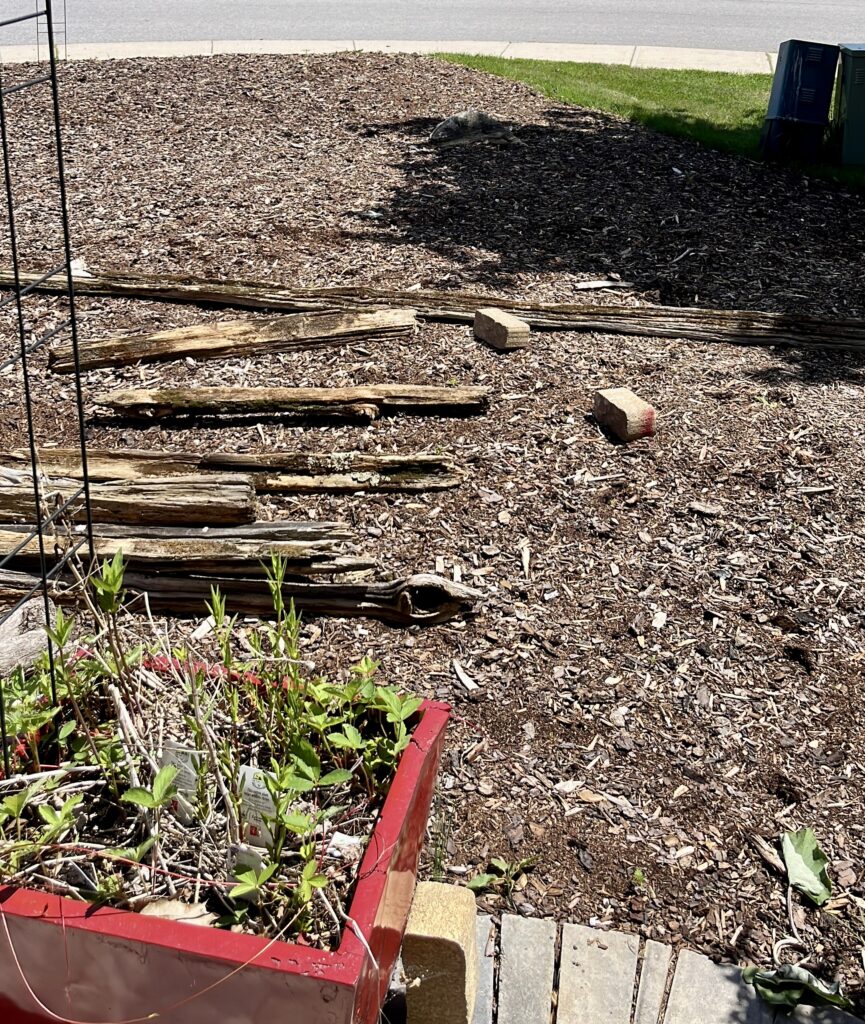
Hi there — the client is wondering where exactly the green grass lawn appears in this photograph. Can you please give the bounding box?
[438,55,865,189]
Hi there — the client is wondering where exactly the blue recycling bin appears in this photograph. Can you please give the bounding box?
[760,39,840,161]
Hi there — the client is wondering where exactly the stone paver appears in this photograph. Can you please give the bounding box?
[634,940,673,1024]
[497,915,556,1024]
[665,949,773,1024]
[558,923,639,1023]
[472,915,495,1024]
[472,921,862,1024]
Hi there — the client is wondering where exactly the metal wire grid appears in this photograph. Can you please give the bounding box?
[36,0,67,62]
[0,0,93,777]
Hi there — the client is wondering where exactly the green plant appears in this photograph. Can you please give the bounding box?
[467,856,536,904]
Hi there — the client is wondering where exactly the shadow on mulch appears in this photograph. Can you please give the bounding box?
[743,348,865,386]
[355,105,864,308]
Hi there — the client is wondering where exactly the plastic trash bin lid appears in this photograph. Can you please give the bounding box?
[839,44,865,54]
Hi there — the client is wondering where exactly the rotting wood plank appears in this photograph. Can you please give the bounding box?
[6,267,865,348]
[0,569,479,624]
[557,923,639,1024]
[0,475,256,526]
[0,267,630,322]
[0,528,372,576]
[94,385,490,421]
[0,521,352,542]
[49,308,417,373]
[0,598,54,677]
[497,914,556,1024]
[0,448,463,492]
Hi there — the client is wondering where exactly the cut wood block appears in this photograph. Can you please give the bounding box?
[50,308,417,373]
[403,882,478,1024]
[497,914,556,1024]
[95,385,491,421]
[593,387,657,442]
[0,475,256,526]
[635,940,673,1024]
[557,923,639,1023]
[0,448,463,493]
[473,307,530,351]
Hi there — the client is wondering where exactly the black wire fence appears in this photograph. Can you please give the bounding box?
[0,0,93,776]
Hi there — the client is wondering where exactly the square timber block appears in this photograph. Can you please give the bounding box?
[474,307,530,351]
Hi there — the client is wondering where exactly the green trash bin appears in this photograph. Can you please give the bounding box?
[833,44,865,165]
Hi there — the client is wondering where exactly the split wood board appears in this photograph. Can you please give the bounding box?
[0,448,463,492]
[50,308,417,373]
[0,475,257,526]
[95,385,490,420]
[6,267,865,348]
[0,528,372,576]
[0,569,480,625]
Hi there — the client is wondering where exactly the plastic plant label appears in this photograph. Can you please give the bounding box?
[238,764,276,847]
[227,842,266,880]
[160,740,204,824]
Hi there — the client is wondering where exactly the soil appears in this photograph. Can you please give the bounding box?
[1,52,864,1008]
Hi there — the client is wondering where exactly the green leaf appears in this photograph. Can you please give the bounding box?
[57,721,76,743]
[743,965,854,1012]
[120,787,157,810]
[781,828,832,905]
[466,873,497,893]
[319,768,353,787]
[281,813,314,835]
[38,805,61,827]
[104,837,156,863]
[151,764,179,806]
[488,857,510,875]
[399,697,424,721]
[291,738,321,779]
[283,775,315,794]
[328,725,364,750]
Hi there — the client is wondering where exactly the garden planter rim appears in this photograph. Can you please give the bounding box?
[0,699,451,990]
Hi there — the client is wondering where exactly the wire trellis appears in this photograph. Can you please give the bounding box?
[0,0,92,777]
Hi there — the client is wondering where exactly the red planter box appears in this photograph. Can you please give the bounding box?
[0,701,450,1024]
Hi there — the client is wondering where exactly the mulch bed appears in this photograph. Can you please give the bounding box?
[1,52,864,1007]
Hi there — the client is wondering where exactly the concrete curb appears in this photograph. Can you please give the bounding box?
[0,39,777,73]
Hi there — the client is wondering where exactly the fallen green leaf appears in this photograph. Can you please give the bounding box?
[743,964,853,1013]
[781,828,832,905]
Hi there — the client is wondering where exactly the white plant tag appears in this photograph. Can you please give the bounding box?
[238,765,276,847]
[160,740,204,824]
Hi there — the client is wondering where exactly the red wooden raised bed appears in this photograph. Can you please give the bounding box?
[0,701,450,1024]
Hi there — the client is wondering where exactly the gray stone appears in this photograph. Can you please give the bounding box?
[664,949,773,1024]
[635,940,673,1024]
[557,923,639,1023]
[497,914,556,1024]
[472,915,495,1024]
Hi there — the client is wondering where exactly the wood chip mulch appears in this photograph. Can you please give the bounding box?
[1,52,864,1006]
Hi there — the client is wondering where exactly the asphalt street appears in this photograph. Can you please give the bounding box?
[2,1,864,53]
